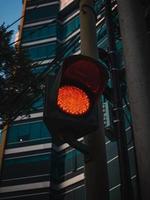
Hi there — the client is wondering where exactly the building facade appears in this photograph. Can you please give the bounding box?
[0,0,138,200]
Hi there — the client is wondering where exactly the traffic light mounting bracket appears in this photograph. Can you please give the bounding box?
[61,136,90,162]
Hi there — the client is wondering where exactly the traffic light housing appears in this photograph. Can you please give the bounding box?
[44,55,108,140]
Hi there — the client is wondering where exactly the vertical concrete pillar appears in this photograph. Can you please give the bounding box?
[80,0,109,199]
[117,0,150,199]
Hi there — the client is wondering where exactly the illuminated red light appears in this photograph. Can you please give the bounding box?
[57,85,90,116]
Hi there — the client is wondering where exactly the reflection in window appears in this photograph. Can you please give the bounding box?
[26,42,56,61]
[22,24,56,43]
[32,65,48,74]
[57,150,84,177]
[7,121,51,144]
[58,15,80,40]
[25,5,59,23]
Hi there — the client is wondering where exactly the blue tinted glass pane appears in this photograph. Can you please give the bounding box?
[27,42,55,60]
[23,24,56,43]
[5,153,51,166]
[32,65,47,74]
[64,16,79,36]
[25,5,58,23]
[32,97,43,109]
[97,23,107,42]
[110,187,121,200]
[128,148,136,177]
[61,15,80,39]
[27,0,50,6]
[27,47,37,60]
[7,124,30,143]
[106,141,118,161]
[77,151,84,167]
[7,121,51,144]
[18,124,30,136]
[17,124,30,142]
[57,150,82,174]
[46,43,55,57]
[108,158,121,188]
[40,123,51,137]
[30,122,41,139]
[7,126,19,143]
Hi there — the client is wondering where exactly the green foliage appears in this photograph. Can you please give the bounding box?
[0,24,39,125]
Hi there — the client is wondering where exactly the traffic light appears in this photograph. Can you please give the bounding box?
[44,55,108,141]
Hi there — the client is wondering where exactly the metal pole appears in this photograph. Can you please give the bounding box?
[79,0,109,200]
[104,1,134,199]
[117,0,150,199]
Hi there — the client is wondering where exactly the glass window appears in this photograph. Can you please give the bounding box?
[27,42,56,61]
[76,151,84,168]
[7,121,51,144]
[64,192,73,200]
[22,24,56,43]
[7,126,19,143]
[63,186,86,200]
[108,157,121,188]
[32,65,48,74]
[27,0,51,7]
[2,158,51,179]
[5,153,51,166]
[57,150,84,176]
[97,23,107,43]
[106,141,118,161]
[25,5,59,23]
[30,121,41,139]
[128,148,136,177]
[95,0,105,14]
[58,15,80,40]
[61,38,80,57]
[116,40,124,68]
[17,123,30,142]
[74,186,86,200]
[109,186,121,200]
[32,97,44,110]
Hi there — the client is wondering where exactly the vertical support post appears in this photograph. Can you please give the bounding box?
[79,0,109,200]
[17,0,27,48]
[0,125,8,174]
[117,0,150,199]
[105,0,134,199]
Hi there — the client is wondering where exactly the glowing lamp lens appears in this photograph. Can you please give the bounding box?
[57,86,90,116]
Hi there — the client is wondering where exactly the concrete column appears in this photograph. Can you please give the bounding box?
[117,0,150,199]
[79,0,109,200]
